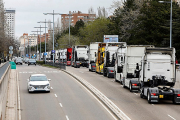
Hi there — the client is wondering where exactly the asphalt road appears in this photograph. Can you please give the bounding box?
[17,63,114,120]
[66,66,180,120]
[0,62,10,79]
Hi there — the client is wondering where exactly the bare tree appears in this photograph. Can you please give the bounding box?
[97,7,108,18]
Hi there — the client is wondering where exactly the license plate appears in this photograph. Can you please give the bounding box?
[36,87,42,89]
[159,95,164,98]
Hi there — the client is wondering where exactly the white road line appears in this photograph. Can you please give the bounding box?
[151,104,154,106]
[72,76,118,120]
[17,71,21,120]
[134,93,138,96]
[59,103,63,107]
[168,114,176,120]
[66,115,69,120]
[19,72,22,73]
[54,94,57,97]
[51,87,53,89]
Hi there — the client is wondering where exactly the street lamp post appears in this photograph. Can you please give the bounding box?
[34,26,46,61]
[159,0,172,48]
[31,30,43,59]
[37,20,52,64]
[44,10,61,66]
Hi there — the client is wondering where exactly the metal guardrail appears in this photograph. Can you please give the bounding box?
[45,61,66,70]
[0,63,10,120]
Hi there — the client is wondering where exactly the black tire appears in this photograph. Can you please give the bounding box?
[107,72,110,78]
[173,95,178,104]
[129,83,132,92]
[28,64,29,66]
[140,89,145,98]
[147,91,151,104]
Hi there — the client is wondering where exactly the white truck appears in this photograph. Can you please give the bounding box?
[58,49,67,63]
[122,45,154,91]
[88,42,101,72]
[114,43,127,83]
[103,42,127,78]
[71,45,89,68]
[140,47,180,104]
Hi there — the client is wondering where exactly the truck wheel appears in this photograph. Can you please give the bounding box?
[140,90,145,99]
[129,83,132,92]
[147,91,151,104]
[173,95,178,104]
[107,72,110,78]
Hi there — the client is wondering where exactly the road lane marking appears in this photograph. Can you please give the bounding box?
[79,71,84,73]
[133,93,138,95]
[59,103,63,107]
[168,114,176,120]
[51,87,53,89]
[55,94,57,97]
[71,76,118,120]
[66,115,69,120]
[151,104,154,106]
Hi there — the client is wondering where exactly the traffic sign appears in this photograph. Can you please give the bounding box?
[44,52,47,55]
[51,50,55,53]
[9,46,13,50]
[9,51,13,54]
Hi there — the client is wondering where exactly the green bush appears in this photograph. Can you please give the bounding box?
[36,61,45,65]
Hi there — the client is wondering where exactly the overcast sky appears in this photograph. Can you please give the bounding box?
[4,0,116,39]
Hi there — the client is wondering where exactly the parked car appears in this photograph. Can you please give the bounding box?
[27,74,51,93]
[28,59,36,66]
[15,58,23,65]
[24,58,29,64]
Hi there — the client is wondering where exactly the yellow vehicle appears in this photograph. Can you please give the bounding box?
[96,43,106,74]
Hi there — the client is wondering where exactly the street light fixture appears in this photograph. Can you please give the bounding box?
[34,26,46,61]
[159,0,172,48]
[37,20,53,64]
[43,10,61,66]
[31,30,43,59]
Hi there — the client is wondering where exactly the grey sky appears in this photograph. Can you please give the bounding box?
[4,0,116,39]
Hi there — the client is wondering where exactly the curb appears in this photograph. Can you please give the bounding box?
[61,69,131,120]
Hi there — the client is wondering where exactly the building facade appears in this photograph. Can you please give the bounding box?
[61,11,96,30]
[5,9,15,39]
[19,33,37,56]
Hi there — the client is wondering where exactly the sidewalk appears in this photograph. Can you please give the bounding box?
[5,69,17,120]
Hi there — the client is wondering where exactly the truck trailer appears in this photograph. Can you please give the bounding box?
[140,47,180,104]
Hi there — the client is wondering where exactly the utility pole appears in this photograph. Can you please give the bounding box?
[44,10,61,66]
[31,30,43,60]
[37,20,52,63]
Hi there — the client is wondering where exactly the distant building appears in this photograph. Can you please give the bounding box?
[37,33,49,44]
[19,33,37,56]
[61,11,96,30]
[5,8,15,39]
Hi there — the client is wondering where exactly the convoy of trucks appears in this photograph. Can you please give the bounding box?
[39,36,180,104]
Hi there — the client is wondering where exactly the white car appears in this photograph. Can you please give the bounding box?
[27,74,51,93]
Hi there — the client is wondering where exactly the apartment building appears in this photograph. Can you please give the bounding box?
[61,11,96,30]
[5,8,15,39]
